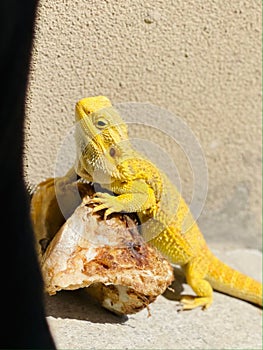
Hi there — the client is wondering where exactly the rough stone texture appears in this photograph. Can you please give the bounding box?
[40,201,174,314]
[45,248,262,349]
[25,0,261,249]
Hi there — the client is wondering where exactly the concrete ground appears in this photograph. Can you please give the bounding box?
[45,248,262,350]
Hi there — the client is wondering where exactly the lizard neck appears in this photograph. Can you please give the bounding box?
[75,137,141,184]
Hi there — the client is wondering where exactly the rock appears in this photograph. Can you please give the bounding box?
[31,179,174,315]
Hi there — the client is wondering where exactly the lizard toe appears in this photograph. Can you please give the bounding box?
[179,295,212,311]
[92,203,108,213]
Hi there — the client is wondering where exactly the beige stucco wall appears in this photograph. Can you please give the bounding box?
[25,0,262,249]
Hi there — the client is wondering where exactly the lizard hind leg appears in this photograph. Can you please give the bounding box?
[180,260,213,311]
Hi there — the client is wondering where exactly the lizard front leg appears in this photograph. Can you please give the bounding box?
[88,179,157,219]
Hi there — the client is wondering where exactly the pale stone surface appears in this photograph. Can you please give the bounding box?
[45,248,262,349]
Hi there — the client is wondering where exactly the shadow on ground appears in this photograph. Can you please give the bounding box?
[44,267,187,323]
[44,289,128,324]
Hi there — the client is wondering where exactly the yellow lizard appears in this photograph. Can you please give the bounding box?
[59,95,262,310]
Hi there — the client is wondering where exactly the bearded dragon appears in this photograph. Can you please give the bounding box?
[58,95,262,310]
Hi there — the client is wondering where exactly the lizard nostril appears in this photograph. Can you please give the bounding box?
[109,147,116,158]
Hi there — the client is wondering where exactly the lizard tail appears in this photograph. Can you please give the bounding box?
[206,253,262,307]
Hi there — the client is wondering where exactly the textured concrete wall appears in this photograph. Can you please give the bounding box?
[25,0,261,249]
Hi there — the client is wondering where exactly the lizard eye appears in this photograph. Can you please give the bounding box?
[95,116,108,129]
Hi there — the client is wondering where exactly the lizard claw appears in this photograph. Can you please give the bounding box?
[92,204,114,220]
[87,192,123,221]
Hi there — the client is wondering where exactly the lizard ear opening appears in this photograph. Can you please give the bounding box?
[109,147,116,158]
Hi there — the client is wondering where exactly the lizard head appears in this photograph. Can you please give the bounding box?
[74,96,132,182]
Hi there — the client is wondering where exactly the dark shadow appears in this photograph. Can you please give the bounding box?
[44,289,128,324]
[0,0,56,347]
[45,267,187,322]
[162,266,186,301]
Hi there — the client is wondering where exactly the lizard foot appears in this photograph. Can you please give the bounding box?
[88,192,124,220]
[179,295,213,311]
